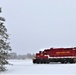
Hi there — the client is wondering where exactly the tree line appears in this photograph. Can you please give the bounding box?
[8,52,35,60]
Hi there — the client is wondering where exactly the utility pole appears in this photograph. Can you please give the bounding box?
[0,7,2,13]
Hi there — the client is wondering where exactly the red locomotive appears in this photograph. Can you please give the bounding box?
[33,47,76,64]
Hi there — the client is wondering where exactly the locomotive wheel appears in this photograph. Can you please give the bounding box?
[64,61,67,64]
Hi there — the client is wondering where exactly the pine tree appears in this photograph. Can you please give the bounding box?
[0,7,11,71]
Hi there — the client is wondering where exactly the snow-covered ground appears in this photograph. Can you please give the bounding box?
[0,59,76,75]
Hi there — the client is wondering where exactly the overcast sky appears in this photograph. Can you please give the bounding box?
[0,0,76,54]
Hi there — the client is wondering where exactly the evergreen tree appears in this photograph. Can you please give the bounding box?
[0,7,11,71]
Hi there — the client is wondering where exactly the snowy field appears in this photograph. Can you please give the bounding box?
[1,59,76,75]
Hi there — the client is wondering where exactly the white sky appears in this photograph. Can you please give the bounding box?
[0,0,76,54]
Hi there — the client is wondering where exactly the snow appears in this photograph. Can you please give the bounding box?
[0,59,76,75]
